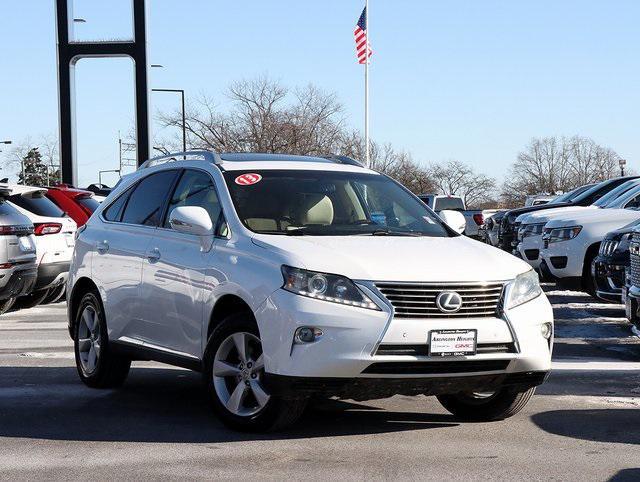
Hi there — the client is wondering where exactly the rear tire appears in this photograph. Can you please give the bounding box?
[73,291,130,389]
[0,297,15,315]
[42,284,66,304]
[203,313,307,432]
[437,386,536,421]
[16,289,50,309]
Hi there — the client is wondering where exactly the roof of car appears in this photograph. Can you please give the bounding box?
[139,150,376,174]
[48,185,94,197]
[0,183,47,196]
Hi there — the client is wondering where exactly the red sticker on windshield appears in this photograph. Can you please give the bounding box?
[235,173,262,186]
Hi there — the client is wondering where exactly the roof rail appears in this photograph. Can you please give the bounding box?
[322,155,364,167]
[138,150,222,170]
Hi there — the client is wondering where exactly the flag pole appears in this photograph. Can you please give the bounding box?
[364,0,370,168]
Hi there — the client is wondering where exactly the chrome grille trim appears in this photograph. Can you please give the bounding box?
[375,281,506,319]
[630,237,640,287]
[600,239,619,257]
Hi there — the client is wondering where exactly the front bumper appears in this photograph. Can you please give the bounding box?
[517,235,543,269]
[0,266,37,300]
[256,288,554,381]
[625,285,640,327]
[540,241,583,280]
[34,261,70,291]
[265,371,550,400]
[593,256,625,303]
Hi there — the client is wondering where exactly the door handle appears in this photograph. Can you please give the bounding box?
[96,240,109,254]
[147,247,161,262]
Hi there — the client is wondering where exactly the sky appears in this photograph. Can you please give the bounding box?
[0,0,639,187]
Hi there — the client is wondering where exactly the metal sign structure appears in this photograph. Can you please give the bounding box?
[55,0,150,186]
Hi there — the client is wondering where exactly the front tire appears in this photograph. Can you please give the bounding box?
[437,386,536,421]
[73,291,130,388]
[203,313,307,432]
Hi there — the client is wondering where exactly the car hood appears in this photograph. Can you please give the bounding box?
[518,206,598,225]
[545,209,640,229]
[251,234,530,282]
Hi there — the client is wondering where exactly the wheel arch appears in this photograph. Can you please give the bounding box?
[206,294,255,345]
[68,276,100,337]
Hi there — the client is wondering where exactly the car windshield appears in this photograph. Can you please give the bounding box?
[551,184,594,204]
[605,185,640,209]
[224,170,452,237]
[76,196,100,212]
[9,191,65,217]
[434,197,464,211]
[594,180,640,207]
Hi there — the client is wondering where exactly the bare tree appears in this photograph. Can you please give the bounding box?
[428,160,497,208]
[501,136,621,207]
[157,77,345,156]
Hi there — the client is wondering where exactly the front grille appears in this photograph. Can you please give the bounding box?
[375,282,505,318]
[600,239,619,257]
[375,343,516,356]
[630,238,640,287]
[362,360,510,375]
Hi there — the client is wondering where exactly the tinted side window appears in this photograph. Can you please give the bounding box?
[164,170,221,228]
[121,170,179,226]
[103,189,131,222]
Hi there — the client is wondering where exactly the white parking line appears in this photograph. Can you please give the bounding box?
[553,359,640,371]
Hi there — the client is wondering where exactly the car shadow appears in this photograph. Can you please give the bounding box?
[609,468,640,482]
[531,409,640,445]
[0,366,458,443]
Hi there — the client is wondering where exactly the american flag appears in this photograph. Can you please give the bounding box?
[354,7,372,64]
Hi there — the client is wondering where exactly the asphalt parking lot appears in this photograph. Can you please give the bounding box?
[1,289,639,481]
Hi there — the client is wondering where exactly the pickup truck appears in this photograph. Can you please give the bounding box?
[418,194,497,238]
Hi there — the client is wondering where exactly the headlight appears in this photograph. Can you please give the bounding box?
[548,226,582,243]
[523,223,545,238]
[281,266,380,310]
[507,270,542,309]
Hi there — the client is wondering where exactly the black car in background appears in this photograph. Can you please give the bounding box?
[498,177,640,251]
[593,220,639,303]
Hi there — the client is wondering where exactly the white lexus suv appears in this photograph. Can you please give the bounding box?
[67,151,553,431]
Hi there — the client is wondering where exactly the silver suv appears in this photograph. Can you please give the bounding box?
[0,186,37,313]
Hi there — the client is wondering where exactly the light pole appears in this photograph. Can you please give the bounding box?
[619,159,627,177]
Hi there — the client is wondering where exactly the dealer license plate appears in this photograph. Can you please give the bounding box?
[429,329,477,357]
[65,233,75,247]
[18,236,35,254]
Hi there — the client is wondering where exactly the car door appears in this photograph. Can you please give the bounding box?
[138,169,223,358]
[92,169,179,342]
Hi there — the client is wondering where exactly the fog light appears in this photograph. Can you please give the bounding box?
[541,323,552,339]
[294,327,323,344]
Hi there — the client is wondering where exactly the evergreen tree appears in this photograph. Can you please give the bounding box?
[18,148,49,186]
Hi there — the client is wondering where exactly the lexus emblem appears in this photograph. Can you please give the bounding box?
[436,291,463,313]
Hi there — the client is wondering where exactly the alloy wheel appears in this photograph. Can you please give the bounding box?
[212,332,270,417]
[77,305,101,374]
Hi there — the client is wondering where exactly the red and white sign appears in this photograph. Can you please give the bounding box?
[235,173,262,186]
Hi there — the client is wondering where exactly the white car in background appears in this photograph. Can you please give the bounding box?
[540,189,640,295]
[517,179,640,269]
[0,186,37,313]
[6,185,77,307]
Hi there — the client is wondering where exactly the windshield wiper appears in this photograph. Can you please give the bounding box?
[284,227,307,236]
[367,229,423,237]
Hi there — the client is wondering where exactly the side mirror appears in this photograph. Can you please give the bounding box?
[439,209,466,234]
[169,206,214,236]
